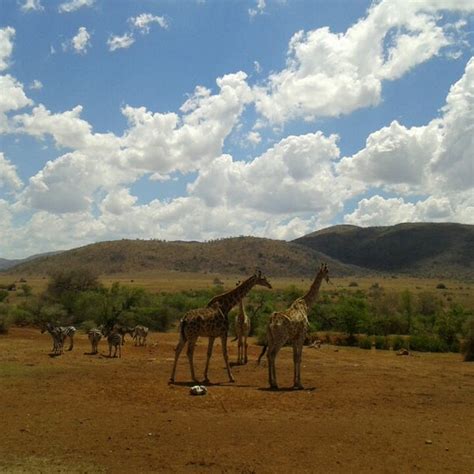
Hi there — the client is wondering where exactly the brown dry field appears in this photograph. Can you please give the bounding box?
[1,328,473,473]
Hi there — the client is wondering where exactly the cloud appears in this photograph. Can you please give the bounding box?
[0,27,15,72]
[338,57,474,195]
[58,0,94,13]
[343,194,470,227]
[0,75,33,132]
[254,0,473,124]
[246,131,261,146]
[29,79,43,90]
[0,152,23,191]
[71,27,91,54]
[107,33,135,52]
[130,13,168,34]
[13,72,252,213]
[188,131,359,218]
[249,0,266,18]
[20,0,43,12]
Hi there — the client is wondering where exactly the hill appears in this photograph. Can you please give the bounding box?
[3,237,363,278]
[0,251,63,271]
[293,223,474,278]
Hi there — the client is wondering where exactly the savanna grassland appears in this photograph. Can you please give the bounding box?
[0,268,474,472]
[0,328,473,473]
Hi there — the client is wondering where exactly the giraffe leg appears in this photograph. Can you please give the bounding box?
[186,337,199,383]
[169,336,186,383]
[237,335,242,365]
[203,337,215,383]
[244,335,248,364]
[293,341,304,390]
[221,335,235,383]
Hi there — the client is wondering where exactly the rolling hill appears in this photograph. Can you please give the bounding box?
[3,237,363,278]
[3,223,472,279]
[293,223,474,278]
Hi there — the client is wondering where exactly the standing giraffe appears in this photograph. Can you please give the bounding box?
[234,299,251,365]
[169,271,272,384]
[258,263,329,390]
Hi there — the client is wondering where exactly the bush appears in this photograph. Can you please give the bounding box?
[374,335,389,350]
[0,290,8,303]
[390,335,406,351]
[358,336,372,350]
[408,334,448,352]
[462,319,474,362]
[436,283,447,290]
[348,281,358,287]
[0,304,13,334]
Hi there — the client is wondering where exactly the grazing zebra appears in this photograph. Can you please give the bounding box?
[58,325,76,351]
[133,325,149,346]
[103,327,122,358]
[40,322,65,355]
[87,328,102,354]
[116,325,135,345]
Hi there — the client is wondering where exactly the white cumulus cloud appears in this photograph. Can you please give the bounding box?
[130,13,168,34]
[20,0,43,12]
[107,33,135,52]
[58,0,94,13]
[254,0,474,124]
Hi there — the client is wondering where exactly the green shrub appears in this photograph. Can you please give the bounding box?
[374,335,389,350]
[390,335,406,351]
[0,290,8,303]
[358,336,372,350]
[436,283,447,290]
[462,319,474,362]
[408,334,448,352]
[0,304,13,334]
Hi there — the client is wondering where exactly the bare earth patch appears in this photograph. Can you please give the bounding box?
[1,328,473,473]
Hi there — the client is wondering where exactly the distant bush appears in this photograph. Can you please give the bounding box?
[0,304,13,334]
[408,334,448,352]
[436,283,447,289]
[358,336,372,350]
[348,281,358,287]
[462,319,474,362]
[374,335,389,350]
[0,290,8,303]
[390,335,407,351]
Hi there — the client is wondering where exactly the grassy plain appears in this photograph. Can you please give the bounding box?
[0,328,473,473]
[1,271,473,310]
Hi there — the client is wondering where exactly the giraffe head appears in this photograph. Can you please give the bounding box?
[319,263,330,283]
[254,270,272,289]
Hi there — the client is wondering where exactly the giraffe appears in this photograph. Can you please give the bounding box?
[169,271,272,384]
[258,263,329,390]
[234,299,251,365]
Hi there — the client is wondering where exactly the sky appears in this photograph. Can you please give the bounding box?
[0,0,473,259]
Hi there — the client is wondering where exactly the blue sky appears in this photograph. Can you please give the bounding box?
[0,0,473,258]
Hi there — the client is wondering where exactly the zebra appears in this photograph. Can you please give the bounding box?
[133,325,149,346]
[103,326,122,358]
[87,328,102,354]
[40,322,65,355]
[116,325,135,345]
[58,325,76,351]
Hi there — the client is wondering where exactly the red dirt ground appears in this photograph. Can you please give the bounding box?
[1,328,473,473]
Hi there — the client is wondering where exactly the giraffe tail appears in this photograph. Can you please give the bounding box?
[257,344,267,365]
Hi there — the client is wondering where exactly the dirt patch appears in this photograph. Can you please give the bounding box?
[1,328,473,473]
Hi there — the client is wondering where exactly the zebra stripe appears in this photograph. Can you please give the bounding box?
[133,325,149,346]
[87,328,102,354]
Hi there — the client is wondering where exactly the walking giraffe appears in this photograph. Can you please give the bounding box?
[258,263,329,390]
[169,271,272,384]
[233,299,251,365]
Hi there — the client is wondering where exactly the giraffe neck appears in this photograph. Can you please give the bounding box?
[302,271,325,308]
[237,300,246,323]
[208,275,257,315]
